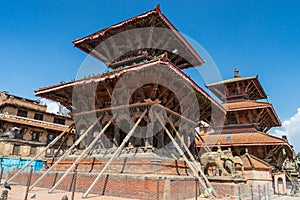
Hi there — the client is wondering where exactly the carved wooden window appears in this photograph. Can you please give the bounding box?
[47,133,55,144]
[53,117,65,125]
[31,132,40,142]
[12,145,20,155]
[34,113,43,121]
[46,148,53,156]
[15,128,26,139]
[30,146,37,156]
[17,109,28,117]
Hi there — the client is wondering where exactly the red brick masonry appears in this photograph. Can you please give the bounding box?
[8,172,199,200]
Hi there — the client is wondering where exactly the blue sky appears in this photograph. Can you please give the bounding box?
[1,1,300,151]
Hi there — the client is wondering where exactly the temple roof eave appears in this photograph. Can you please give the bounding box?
[195,131,294,154]
[206,76,258,87]
[72,5,204,69]
[206,75,268,100]
[35,60,226,115]
[222,101,282,127]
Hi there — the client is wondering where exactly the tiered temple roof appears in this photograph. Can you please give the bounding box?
[35,6,225,125]
[206,68,281,132]
[36,59,225,125]
[33,7,226,197]
[206,68,267,102]
[73,5,204,70]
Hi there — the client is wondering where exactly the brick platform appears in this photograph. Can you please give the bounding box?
[45,154,193,176]
[8,172,200,200]
[8,154,252,199]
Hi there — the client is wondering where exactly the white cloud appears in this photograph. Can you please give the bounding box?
[272,108,300,153]
[40,98,60,114]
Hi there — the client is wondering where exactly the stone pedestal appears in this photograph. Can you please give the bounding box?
[208,176,249,199]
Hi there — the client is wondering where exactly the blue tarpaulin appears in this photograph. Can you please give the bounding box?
[0,157,43,173]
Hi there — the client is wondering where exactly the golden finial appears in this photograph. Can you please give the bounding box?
[234,67,241,78]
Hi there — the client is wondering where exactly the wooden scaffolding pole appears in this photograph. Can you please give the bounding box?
[29,115,103,190]
[82,109,148,198]
[74,102,196,128]
[49,118,114,193]
[73,102,150,117]
[166,117,217,196]
[7,122,75,183]
[154,112,214,197]
[51,129,73,165]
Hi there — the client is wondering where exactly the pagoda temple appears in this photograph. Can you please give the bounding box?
[22,5,226,199]
[196,67,295,169]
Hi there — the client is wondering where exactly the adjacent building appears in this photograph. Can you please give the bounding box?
[0,91,74,159]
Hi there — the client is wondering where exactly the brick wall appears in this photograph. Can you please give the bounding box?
[8,172,200,200]
[46,156,193,176]
[8,171,256,199]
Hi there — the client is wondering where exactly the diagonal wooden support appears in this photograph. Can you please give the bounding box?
[194,128,211,153]
[50,128,73,165]
[49,118,114,193]
[166,117,217,197]
[82,109,148,198]
[154,112,214,197]
[7,122,75,183]
[29,115,103,190]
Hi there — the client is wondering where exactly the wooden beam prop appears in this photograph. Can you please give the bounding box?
[29,115,103,190]
[82,109,148,198]
[166,117,216,196]
[74,102,198,131]
[49,118,114,193]
[50,129,72,165]
[73,102,151,117]
[188,125,211,153]
[154,112,214,197]
[7,123,75,183]
[158,104,198,126]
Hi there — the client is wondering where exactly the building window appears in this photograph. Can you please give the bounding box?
[34,113,43,121]
[31,132,40,142]
[57,136,67,147]
[30,146,37,156]
[47,133,55,144]
[46,148,53,156]
[17,109,28,117]
[12,145,20,155]
[53,117,65,125]
[14,128,25,139]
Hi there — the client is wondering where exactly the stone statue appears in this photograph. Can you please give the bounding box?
[200,147,244,177]
[232,156,244,176]
[221,149,234,175]
[200,151,229,176]
[222,149,244,177]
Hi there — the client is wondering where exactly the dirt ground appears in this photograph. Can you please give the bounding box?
[6,182,298,200]
[1,183,217,200]
[2,184,135,200]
